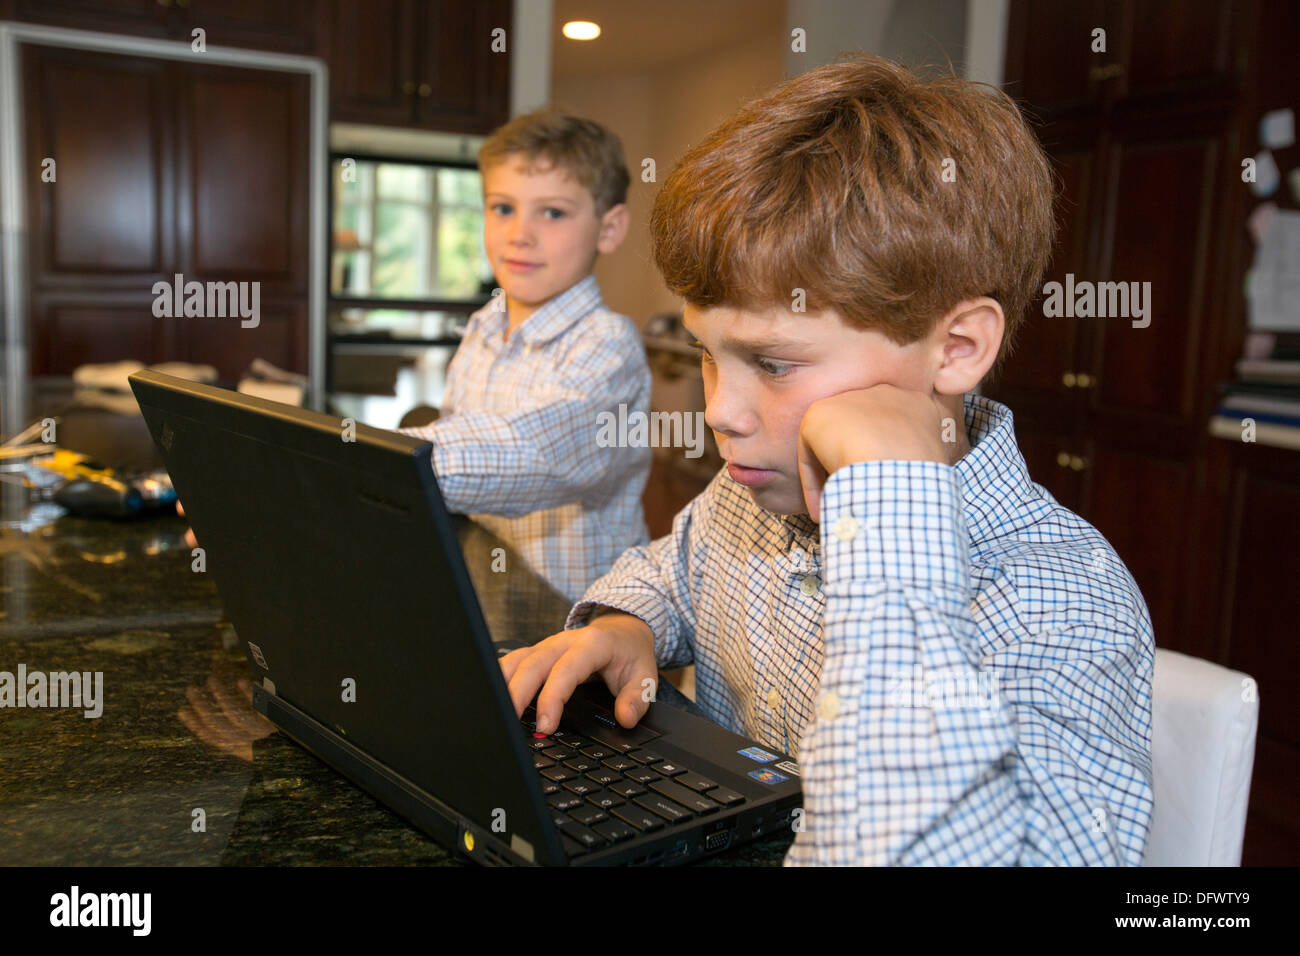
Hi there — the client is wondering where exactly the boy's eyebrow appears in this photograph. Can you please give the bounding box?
[682,324,813,352]
[484,193,579,205]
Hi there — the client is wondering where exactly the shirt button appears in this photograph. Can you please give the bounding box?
[819,691,841,721]
[833,515,859,541]
[799,574,820,596]
[767,688,780,710]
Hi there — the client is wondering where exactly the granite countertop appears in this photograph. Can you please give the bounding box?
[0,458,793,867]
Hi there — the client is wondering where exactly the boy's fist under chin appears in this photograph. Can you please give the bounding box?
[498,609,657,736]
[797,383,956,523]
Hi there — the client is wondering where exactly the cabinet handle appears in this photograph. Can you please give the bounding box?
[403,81,416,95]
[1068,455,1087,471]
[176,0,190,7]
[1075,372,1094,388]
[1062,371,1076,387]
[418,83,431,98]
[1056,452,1071,468]
[156,0,172,7]
[1089,63,1124,82]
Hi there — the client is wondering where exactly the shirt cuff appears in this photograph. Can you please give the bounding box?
[818,459,970,599]
[566,594,677,664]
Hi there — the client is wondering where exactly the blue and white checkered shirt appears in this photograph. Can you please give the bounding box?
[566,393,1155,865]
[399,275,652,603]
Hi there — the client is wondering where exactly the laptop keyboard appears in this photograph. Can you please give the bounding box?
[519,704,746,857]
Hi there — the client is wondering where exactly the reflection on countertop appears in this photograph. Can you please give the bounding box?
[0,490,792,866]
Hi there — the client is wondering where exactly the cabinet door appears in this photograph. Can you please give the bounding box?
[172,0,316,53]
[989,128,1096,409]
[31,299,167,375]
[11,0,171,39]
[322,0,418,127]
[1083,109,1228,428]
[416,0,511,133]
[1112,0,1240,102]
[1004,0,1110,114]
[22,45,176,292]
[175,64,311,299]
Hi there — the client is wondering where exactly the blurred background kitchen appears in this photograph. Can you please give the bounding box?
[0,0,1295,864]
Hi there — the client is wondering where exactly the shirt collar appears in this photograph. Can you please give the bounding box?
[468,274,604,349]
[775,392,1044,550]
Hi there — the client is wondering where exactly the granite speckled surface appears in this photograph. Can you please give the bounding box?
[0,474,793,867]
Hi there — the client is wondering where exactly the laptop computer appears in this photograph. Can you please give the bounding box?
[129,369,803,866]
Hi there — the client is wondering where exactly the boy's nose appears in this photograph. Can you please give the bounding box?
[704,388,754,441]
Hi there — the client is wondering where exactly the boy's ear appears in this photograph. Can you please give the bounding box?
[596,202,629,255]
[930,297,1004,396]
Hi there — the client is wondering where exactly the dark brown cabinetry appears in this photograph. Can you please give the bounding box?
[23,45,311,379]
[319,0,511,133]
[10,0,317,53]
[994,0,1299,864]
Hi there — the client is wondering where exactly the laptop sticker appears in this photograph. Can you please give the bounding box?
[748,768,789,786]
[738,745,779,763]
[774,760,800,777]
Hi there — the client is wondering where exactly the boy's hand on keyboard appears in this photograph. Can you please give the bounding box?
[499,610,656,737]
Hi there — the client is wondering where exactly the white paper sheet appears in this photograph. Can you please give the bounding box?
[1247,208,1300,330]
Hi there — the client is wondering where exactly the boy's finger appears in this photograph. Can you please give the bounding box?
[535,642,611,735]
[612,668,659,729]
[796,434,827,524]
[505,637,572,718]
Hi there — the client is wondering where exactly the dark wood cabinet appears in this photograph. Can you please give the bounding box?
[12,0,316,54]
[994,0,1299,864]
[22,44,311,380]
[319,0,511,133]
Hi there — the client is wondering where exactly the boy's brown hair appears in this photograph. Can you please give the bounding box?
[479,109,630,220]
[649,53,1056,377]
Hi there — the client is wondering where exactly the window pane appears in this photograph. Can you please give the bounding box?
[377,163,432,202]
[436,207,487,298]
[373,204,430,297]
[438,167,483,207]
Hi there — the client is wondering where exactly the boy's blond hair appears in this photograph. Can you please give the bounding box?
[479,109,630,219]
[649,53,1057,377]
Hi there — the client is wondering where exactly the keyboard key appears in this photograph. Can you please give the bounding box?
[585,768,621,786]
[562,756,600,773]
[609,779,647,798]
[676,772,719,793]
[533,755,555,770]
[541,781,561,795]
[611,805,665,833]
[602,756,637,772]
[568,805,609,827]
[633,794,692,823]
[651,761,686,777]
[631,750,663,765]
[580,745,616,760]
[707,786,745,807]
[561,834,588,857]
[592,818,637,844]
[585,790,624,810]
[562,778,599,796]
[548,794,584,811]
[542,747,572,761]
[624,767,660,784]
[584,728,639,753]
[557,818,606,850]
[527,737,552,751]
[557,735,589,750]
[540,767,574,783]
[648,779,720,815]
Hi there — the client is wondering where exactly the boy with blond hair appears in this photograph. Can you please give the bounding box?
[501,55,1155,865]
[398,110,652,603]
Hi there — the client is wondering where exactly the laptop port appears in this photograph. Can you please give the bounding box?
[705,830,733,852]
